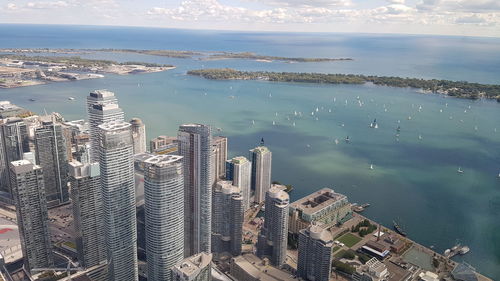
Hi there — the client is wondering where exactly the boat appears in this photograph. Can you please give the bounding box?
[459,246,470,255]
[68,97,75,100]
[393,220,407,236]
[252,120,255,125]
[272,121,276,126]
[316,107,319,112]
[29,98,36,102]
[345,136,350,143]
[334,139,339,145]
[497,171,500,178]
[408,116,412,120]
[292,122,296,127]
[369,164,374,170]
[370,119,377,128]
[216,127,222,132]
[418,135,423,140]
[457,167,464,174]
[396,126,401,132]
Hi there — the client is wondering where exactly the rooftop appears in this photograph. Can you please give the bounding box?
[290,188,347,215]
[89,89,115,98]
[250,146,270,154]
[98,120,131,131]
[173,252,212,277]
[143,154,183,166]
[232,254,297,281]
[230,156,249,164]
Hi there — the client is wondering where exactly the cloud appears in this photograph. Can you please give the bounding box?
[386,0,405,4]
[255,0,352,8]
[455,15,487,24]
[25,1,69,9]
[6,3,18,10]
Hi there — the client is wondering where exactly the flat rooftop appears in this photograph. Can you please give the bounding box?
[232,254,297,281]
[173,252,212,277]
[290,188,347,215]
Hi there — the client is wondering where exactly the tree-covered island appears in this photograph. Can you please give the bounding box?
[187,68,500,101]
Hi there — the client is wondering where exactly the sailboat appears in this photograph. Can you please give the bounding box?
[345,136,350,143]
[370,164,374,170]
[457,167,464,174]
[334,139,339,145]
[396,126,401,132]
[292,122,296,127]
[370,119,378,128]
[272,121,276,126]
[418,135,423,140]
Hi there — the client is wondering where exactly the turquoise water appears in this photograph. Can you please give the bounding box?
[1,25,500,278]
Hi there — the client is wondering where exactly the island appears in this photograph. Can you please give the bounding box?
[0,54,174,88]
[0,48,352,63]
[187,68,500,101]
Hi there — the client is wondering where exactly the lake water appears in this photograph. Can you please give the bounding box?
[1,24,500,278]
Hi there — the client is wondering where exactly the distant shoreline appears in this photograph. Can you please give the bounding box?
[0,48,353,63]
[188,68,500,102]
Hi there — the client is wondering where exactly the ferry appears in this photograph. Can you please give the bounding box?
[393,220,407,237]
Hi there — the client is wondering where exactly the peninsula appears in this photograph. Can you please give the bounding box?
[188,68,500,101]
[0,54,174,88]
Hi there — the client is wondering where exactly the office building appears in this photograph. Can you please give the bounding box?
[0,118,28,199]
[98,121,138,281]
[34,121,69,206]
[130,118,147,154]
[289,188,352,234]
[171,252,212,281]
[69,161,106,269]
[143,154,184,281]
[256,186,289,267]
[226,156,252,210]
[86,90,124,162]
[211,181,243,256]
[297,225,333,281]
[9,160,53,273]
[178,124,213,256]
[212,136,227,180]
[249,146,272,204]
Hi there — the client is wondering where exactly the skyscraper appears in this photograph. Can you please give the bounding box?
[0,118,29,199]
[256,186,289,267]
[98,121,138,281]
[171,252,212,281]
[9,160,53,273]
[130,118,147,154]
[212,136,227,180]
[297,225,334,281]
[225,156,252,210]
[34,121,69,207]
[143,154,184,281]
[178,124,213,257]
[87,90,124,162]
[211,181,243,256]
[249,146,272,204]
[69,161,106,269]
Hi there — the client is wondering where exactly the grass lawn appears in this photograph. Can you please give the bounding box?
[337,233,362,248]
[334,249,347,258]
[332,246,341,254]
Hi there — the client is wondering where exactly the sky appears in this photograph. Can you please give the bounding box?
[1,0,500,37]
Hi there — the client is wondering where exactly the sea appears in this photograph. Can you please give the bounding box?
[1,24,500,278]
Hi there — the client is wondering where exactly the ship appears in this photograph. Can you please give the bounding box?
[393,220,407,236]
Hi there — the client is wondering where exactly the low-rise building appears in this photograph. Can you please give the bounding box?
[288,188,352,234]
[230,254,298,281]
[361,241,390,260]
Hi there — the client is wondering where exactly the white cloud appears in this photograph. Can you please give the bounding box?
[25,1,69,9]
[6,3,18,10]
[386,0,405,4]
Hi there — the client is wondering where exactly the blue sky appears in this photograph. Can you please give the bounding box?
[1,0,499,37]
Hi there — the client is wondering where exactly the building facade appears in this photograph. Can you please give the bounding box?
[256,186,289,267]
[289,188,352,234]
[9,160,53,274]
[0,117,29,200]
[130,118,147,154]
[86,90,124,162]
[143,154,184,281]
[171,252,212,281]
[211,181,243,257]
[249,146,272,204]
[34,121,69,207]
[297,225,333,281]
[178,124,213,257]
[226,156,252,210]
[150,135,178,154]
[212,136,227,180]
[69,161,106,269]
[98,121,138,281]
